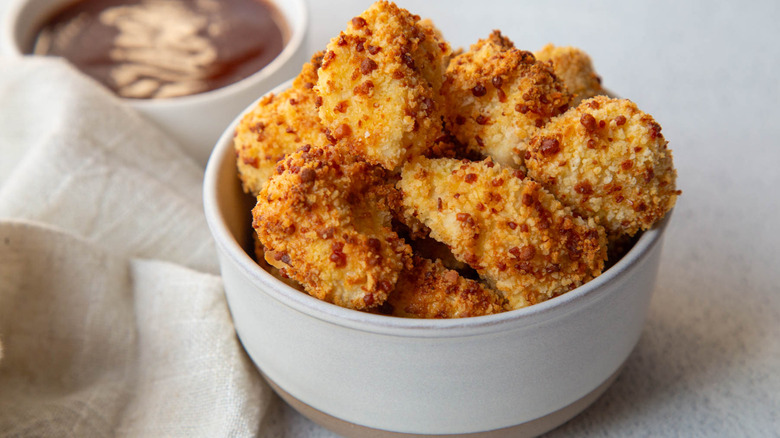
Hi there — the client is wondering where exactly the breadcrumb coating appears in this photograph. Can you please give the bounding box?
[534,44,604,106]
[525,96,679,237]
[399,157,607,309]
[234,52,329,196]
[383,256,508,318]
[315,0,451,171]
[251,230,304,291]
[441,31,571,169]
[237,2,679,318]
[252,145,412,310]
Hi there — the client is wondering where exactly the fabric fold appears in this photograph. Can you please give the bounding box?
[0,57,268,437]
[0,57,216,274]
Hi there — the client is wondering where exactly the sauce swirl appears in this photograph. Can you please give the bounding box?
[34,0,287,99]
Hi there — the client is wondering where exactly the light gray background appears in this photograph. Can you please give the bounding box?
[2,0,778,436]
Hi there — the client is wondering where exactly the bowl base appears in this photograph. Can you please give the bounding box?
[263,364,621,438]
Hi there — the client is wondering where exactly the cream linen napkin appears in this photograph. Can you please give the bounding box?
[0,57,270,436]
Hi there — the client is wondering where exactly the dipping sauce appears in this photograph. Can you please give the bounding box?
[33,0,287,99]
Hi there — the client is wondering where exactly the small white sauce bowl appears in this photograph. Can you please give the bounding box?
[203,80,672,437]
[2,0,308,167]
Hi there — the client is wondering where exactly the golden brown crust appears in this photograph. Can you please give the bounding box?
[252,145,412,310]
[315,0,451,171]
[485,29,516,50]
[384,256,508,318]
[534,44,604,106]
[525,96,679,237]
[398,157,607,310]
[441,31,571,169]
[234,52,330,196]
[237,2,678,318]
[252,230,305,291]
[292,51,324,91]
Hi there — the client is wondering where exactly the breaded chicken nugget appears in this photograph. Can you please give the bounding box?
[384,256,507,318]
[534,44,604,106]
[315,1,451,171]
[441,31,571,169]
[399,157,606,309]
[525,96,679,237]
[235,52,330,196]
[253,145,412,310]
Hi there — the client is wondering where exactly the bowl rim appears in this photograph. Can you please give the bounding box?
[1,0,308,106]
[203,79,671,339]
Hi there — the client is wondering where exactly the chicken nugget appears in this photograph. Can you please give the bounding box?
[384,256,507,318]
[534,44,604,106]
[253,145,412,310]
[235,52,330,196]
[441,31,571,169]
[399,157,606,310]
[525,96,679,238]
[315,1,451,171]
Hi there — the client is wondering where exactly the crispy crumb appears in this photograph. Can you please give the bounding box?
[251,230,305,291]
[315,0,451,171]
[534,44,604,106]
[383,256,508,318]
[525,96,679,238]
[399,157,607,309]
[441,31,571,169]
[235,52,330,196]
[253,146,412,310]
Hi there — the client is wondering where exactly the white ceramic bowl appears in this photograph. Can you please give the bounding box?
[203,81,671,437]
[2,0,308,167]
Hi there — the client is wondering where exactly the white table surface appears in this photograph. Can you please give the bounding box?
[2,0,778,436]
